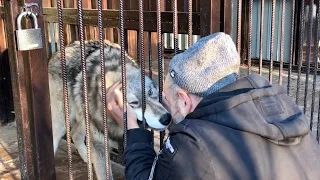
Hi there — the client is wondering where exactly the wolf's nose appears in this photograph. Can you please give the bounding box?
[160,113,172,126]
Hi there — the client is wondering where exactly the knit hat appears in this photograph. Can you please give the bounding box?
[168,32,240,97]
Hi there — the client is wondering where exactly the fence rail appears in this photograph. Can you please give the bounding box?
[43,8,201,34]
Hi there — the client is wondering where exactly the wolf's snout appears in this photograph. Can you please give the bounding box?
[159,113,172,126]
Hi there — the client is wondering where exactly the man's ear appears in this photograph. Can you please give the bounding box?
[177,89,192,113]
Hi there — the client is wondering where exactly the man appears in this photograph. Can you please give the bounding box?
[106,32,320,180]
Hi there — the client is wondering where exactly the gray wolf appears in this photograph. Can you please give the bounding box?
[48,40,171,180]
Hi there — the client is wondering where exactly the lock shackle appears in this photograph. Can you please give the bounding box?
[17,11,38,30]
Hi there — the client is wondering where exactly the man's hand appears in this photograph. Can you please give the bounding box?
[106,82,139,130]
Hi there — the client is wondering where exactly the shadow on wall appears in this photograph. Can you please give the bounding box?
[0,49,15,126]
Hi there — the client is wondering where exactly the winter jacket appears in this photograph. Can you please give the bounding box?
[124,73,320,180]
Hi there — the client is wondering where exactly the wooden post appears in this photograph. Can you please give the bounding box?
[3,0,56,178]
[199,0,232,37]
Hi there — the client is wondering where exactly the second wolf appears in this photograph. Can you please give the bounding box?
[48,40,171,179]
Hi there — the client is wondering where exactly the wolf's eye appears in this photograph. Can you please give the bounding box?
[148,89,153,96]
[129,101,139,107]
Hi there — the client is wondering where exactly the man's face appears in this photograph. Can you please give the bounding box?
[163,76,187,124]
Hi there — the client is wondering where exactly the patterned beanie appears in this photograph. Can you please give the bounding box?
[168,32,240,97]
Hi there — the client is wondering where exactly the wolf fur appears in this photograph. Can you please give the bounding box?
[48,40,171,180]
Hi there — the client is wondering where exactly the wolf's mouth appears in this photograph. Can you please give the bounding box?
[137,120,150,128]
[136,120,166,131]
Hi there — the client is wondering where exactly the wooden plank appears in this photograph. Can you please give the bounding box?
[127,30,137,59]
[0,18,6,52]
[199,0,220,37]
[222,0,232,35]
[43,8,201,34]
[195,0,199,12]
[178,0,184,12]
[127,0,138,59]
[64,0,77,43]
[165,0,172,11]
[82,0,93,40]
[42,0,51,7]
[0,6,3,18]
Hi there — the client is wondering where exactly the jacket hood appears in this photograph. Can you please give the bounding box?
[185,73,309,146]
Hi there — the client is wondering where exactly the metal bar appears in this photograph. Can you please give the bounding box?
[157,0,165,149]
[148,32,152,79]
[296,0,306,104]
[173,0,178,54]
[287,0,296,95]
[303,0,314,113]
[43,8,201,34]
[76,0,93,178]
[148,31,154,145]
[269,0,276,83]
[259,0,264,75]
[237,0,242,54]
[279,0,286,85]
[56,0,73,177]
[119,0,128,149]
[139,0,146,128]
[311,0,320,132]
[188,0,192,47]
[248,0,253,75]
[98,0,111,177]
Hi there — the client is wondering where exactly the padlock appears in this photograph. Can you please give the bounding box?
[15,11,43,51]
